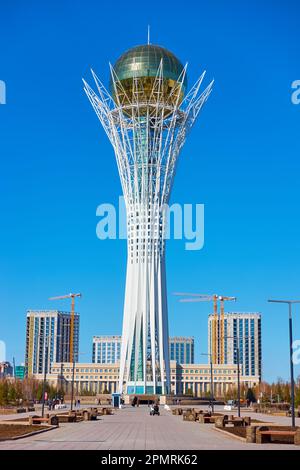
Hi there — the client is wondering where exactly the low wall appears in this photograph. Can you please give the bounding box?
[165,396,225,406]
[64,394,112,404]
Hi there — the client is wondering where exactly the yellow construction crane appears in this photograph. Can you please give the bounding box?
[174,292,236,363]
[49,293,82,363]
[219,296,236,363]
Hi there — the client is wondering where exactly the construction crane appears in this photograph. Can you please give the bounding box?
[173,293,218,363]
[219,296,236,363]
[173,293,236,363]
[49,293,82,363]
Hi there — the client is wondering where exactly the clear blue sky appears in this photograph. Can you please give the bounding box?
[1,0,300,382]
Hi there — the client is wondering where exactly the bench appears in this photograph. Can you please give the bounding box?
[182,408,205,421]
[256,426,300,445]
[215,415,251,429]
[89,407,102,417]
[84,410,97,421]
[228,417,249,427]
[198,414,218,424]
[73,409,99,421]
[199,416,212,424]
[172,408,183,416]
[57,414,78,423]
[67,409,96,421]
[183,412,197,422]
[30,417,49,424]
[29,415,59,426]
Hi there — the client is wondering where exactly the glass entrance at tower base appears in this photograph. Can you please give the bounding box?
[126,382,163,395]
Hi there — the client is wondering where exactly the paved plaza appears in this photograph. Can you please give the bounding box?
[0,405,300,450]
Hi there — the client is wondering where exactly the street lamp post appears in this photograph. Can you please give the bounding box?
[40,333,64,417]
[41,340,49,418]
[201,353,214,413]
[236,345,241,418]
[71,355,76,411]
[268,299,300,428]
[49,293,81,410]
[70,352,86,411]
[223,335,252,418]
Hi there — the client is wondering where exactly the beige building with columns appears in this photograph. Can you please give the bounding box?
[33,360,259,397]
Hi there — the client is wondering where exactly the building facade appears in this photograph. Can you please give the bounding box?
[169,337,194,364]
[25,310,79,376]
[37,360,259,397]
[84,44,213,395]
[208,312,262,380]
[92,336,194,365]
[92,336,121,364]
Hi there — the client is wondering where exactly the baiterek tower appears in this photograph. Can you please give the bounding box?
[84,43,213,395]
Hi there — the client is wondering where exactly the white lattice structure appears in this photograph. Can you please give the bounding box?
[84,44,213,395]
